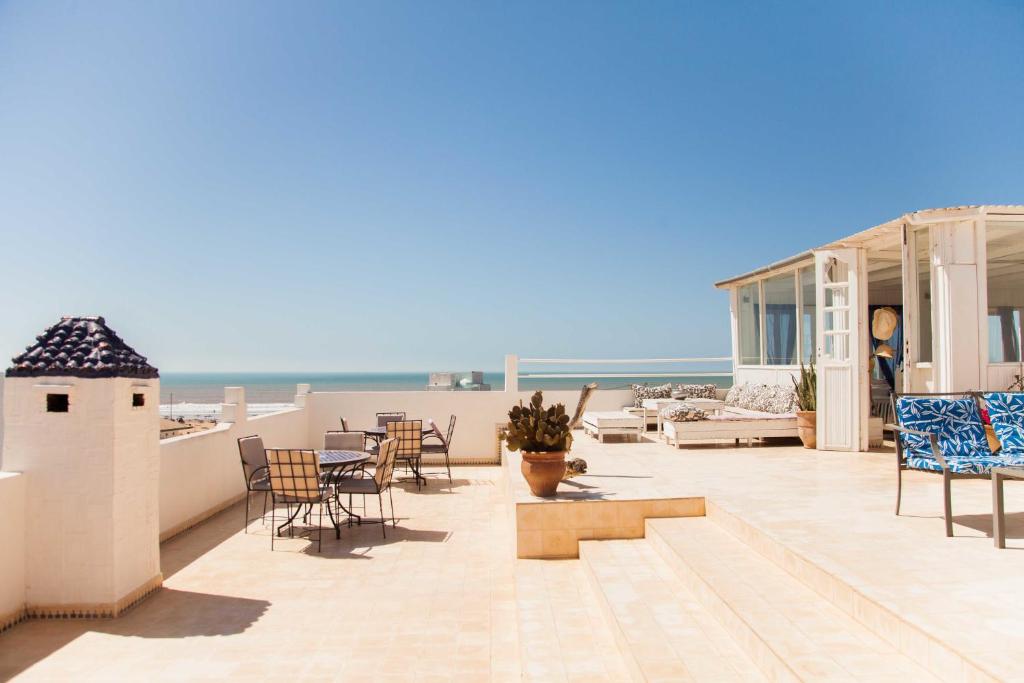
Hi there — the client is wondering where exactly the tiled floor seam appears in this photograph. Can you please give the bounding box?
[643,522,802,682]
[703,498,1000,683]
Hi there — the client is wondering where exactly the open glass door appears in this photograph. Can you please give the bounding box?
[815,248,869,451]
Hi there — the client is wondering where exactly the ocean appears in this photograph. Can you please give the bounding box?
[159,371,734,419]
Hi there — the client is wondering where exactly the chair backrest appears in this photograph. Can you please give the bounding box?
[374,438,399,489]
[568,383,598,430]
[324,430,364,451]
[443,414,457,449]
[387,420,422,456]
[266,449,322,503]
[893,393,988,458]
[237,435,268,487]
[339,417,349,431]
[428,418,448,448]
[377,411,406,427]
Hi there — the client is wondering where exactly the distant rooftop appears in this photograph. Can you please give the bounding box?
[6,316,158,379]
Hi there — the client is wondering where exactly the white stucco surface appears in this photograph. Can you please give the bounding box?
[0,471,25,623]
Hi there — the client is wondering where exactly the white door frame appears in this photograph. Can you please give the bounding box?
[815,248,870,451]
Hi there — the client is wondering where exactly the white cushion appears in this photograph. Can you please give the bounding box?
[583,411,643,428]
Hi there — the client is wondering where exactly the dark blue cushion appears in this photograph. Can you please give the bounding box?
[895,397,990,459]
[983,392,1024,452]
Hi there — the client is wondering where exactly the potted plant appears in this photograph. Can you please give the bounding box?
[792,363,817,449]
[505,391,572,497]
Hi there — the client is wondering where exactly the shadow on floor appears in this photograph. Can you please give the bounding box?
[160,499,250,579]
[0,588,270,679]
[953,511,1024,539]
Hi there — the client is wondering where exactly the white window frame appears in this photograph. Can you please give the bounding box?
[735,263,813,369]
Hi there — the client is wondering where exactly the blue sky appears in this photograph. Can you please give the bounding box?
[0,1,1021,372]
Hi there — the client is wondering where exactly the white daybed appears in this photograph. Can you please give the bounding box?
[663,406,797,447]
[582,411,644,442]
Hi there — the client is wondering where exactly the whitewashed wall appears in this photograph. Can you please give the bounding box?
[0,472,25,629]
[734,367,800,388]
[158,396,309,540]
[305,388,636,462]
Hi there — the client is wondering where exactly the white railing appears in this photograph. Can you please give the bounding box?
[503,355,733,392]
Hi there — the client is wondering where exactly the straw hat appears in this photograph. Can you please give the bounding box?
[872,307,898,341]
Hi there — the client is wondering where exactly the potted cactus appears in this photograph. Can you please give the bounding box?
[792,363,817,449]
[505,391,572,497]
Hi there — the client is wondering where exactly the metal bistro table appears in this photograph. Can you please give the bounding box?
[992,466,1024,549]
[320,450,371,527]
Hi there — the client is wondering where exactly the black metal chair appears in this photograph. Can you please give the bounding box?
[237,435,271,533]
[266,449,338,552]
[325,430,365,452]
[376,411,406,427]
[422,415,456,484]
[334,438,399,538]
[387,419,426,490]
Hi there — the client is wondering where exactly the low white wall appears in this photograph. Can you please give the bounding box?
[0,471,25,628]
[158,402,310,539]
[306,388,635,462]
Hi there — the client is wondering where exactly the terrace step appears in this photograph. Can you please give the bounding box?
[646,517,939,682]
[579,538,766,682]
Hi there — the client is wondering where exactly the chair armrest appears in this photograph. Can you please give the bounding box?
[247,465,269,488]
[885,424,946,468]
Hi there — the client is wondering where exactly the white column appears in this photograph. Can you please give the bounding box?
[931,220,982,391]
[221,386,247,424]
[504,355,519,393]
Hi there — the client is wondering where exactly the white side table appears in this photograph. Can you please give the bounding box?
[642,398,681,438]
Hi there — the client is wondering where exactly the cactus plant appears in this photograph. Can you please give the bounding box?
[792,363,816,412]
[504,391,573,453]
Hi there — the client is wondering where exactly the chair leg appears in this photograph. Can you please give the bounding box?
[244,492,251,533]
[379,496,387,539]
[445,450,452,484]
[317,503,323,553]
[895,465,902,516]
[270,499,275,551]
[262,492,269,523]
[388,487,396,527]
[943,470,953,537]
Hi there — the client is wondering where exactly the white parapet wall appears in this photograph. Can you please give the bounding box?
[0,471,25,632]
[305,387,635,463]
[158,387,310,541]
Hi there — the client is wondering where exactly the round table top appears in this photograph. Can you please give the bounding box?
[318,450,370,468]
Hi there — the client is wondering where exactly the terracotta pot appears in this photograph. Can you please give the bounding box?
[520,451,567,497]
[796,411,817,449]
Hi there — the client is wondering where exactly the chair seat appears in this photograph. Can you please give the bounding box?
[274,488,333,504]
[421,444,446,454]
[905,450,1024,474]
[334,478,379,495]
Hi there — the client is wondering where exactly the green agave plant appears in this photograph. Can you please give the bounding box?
[504,390,573,453]
[792,363,817,412]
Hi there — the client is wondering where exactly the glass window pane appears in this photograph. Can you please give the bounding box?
[763,274,797,365]
[800,267,815,364]
[916,230,932,363]
[738,283,761,365]
[986,222,1024,363]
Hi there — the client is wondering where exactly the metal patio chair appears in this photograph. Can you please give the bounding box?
[376,411,406,427]
[387,419,426,490]
[237,435,271,533]
[422,415,456,484]
[325,429,366,452]
[266,449,338,552]
[334,438,399,538]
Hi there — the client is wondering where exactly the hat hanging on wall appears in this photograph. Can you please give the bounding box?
[872,307,898,341]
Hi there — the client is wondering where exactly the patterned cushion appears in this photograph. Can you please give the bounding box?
[895,397,990,459]
[724,383,796,414]
[672,383,718,400]
[632,383,672,408]
[905,449,1024,474]
[983,393,1024,452]
[660,403,706,422]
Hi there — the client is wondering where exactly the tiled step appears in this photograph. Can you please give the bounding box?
[579,538,767,682]
[646,517,939,682]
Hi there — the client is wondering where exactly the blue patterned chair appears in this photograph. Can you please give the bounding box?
[890,393,1024,537]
